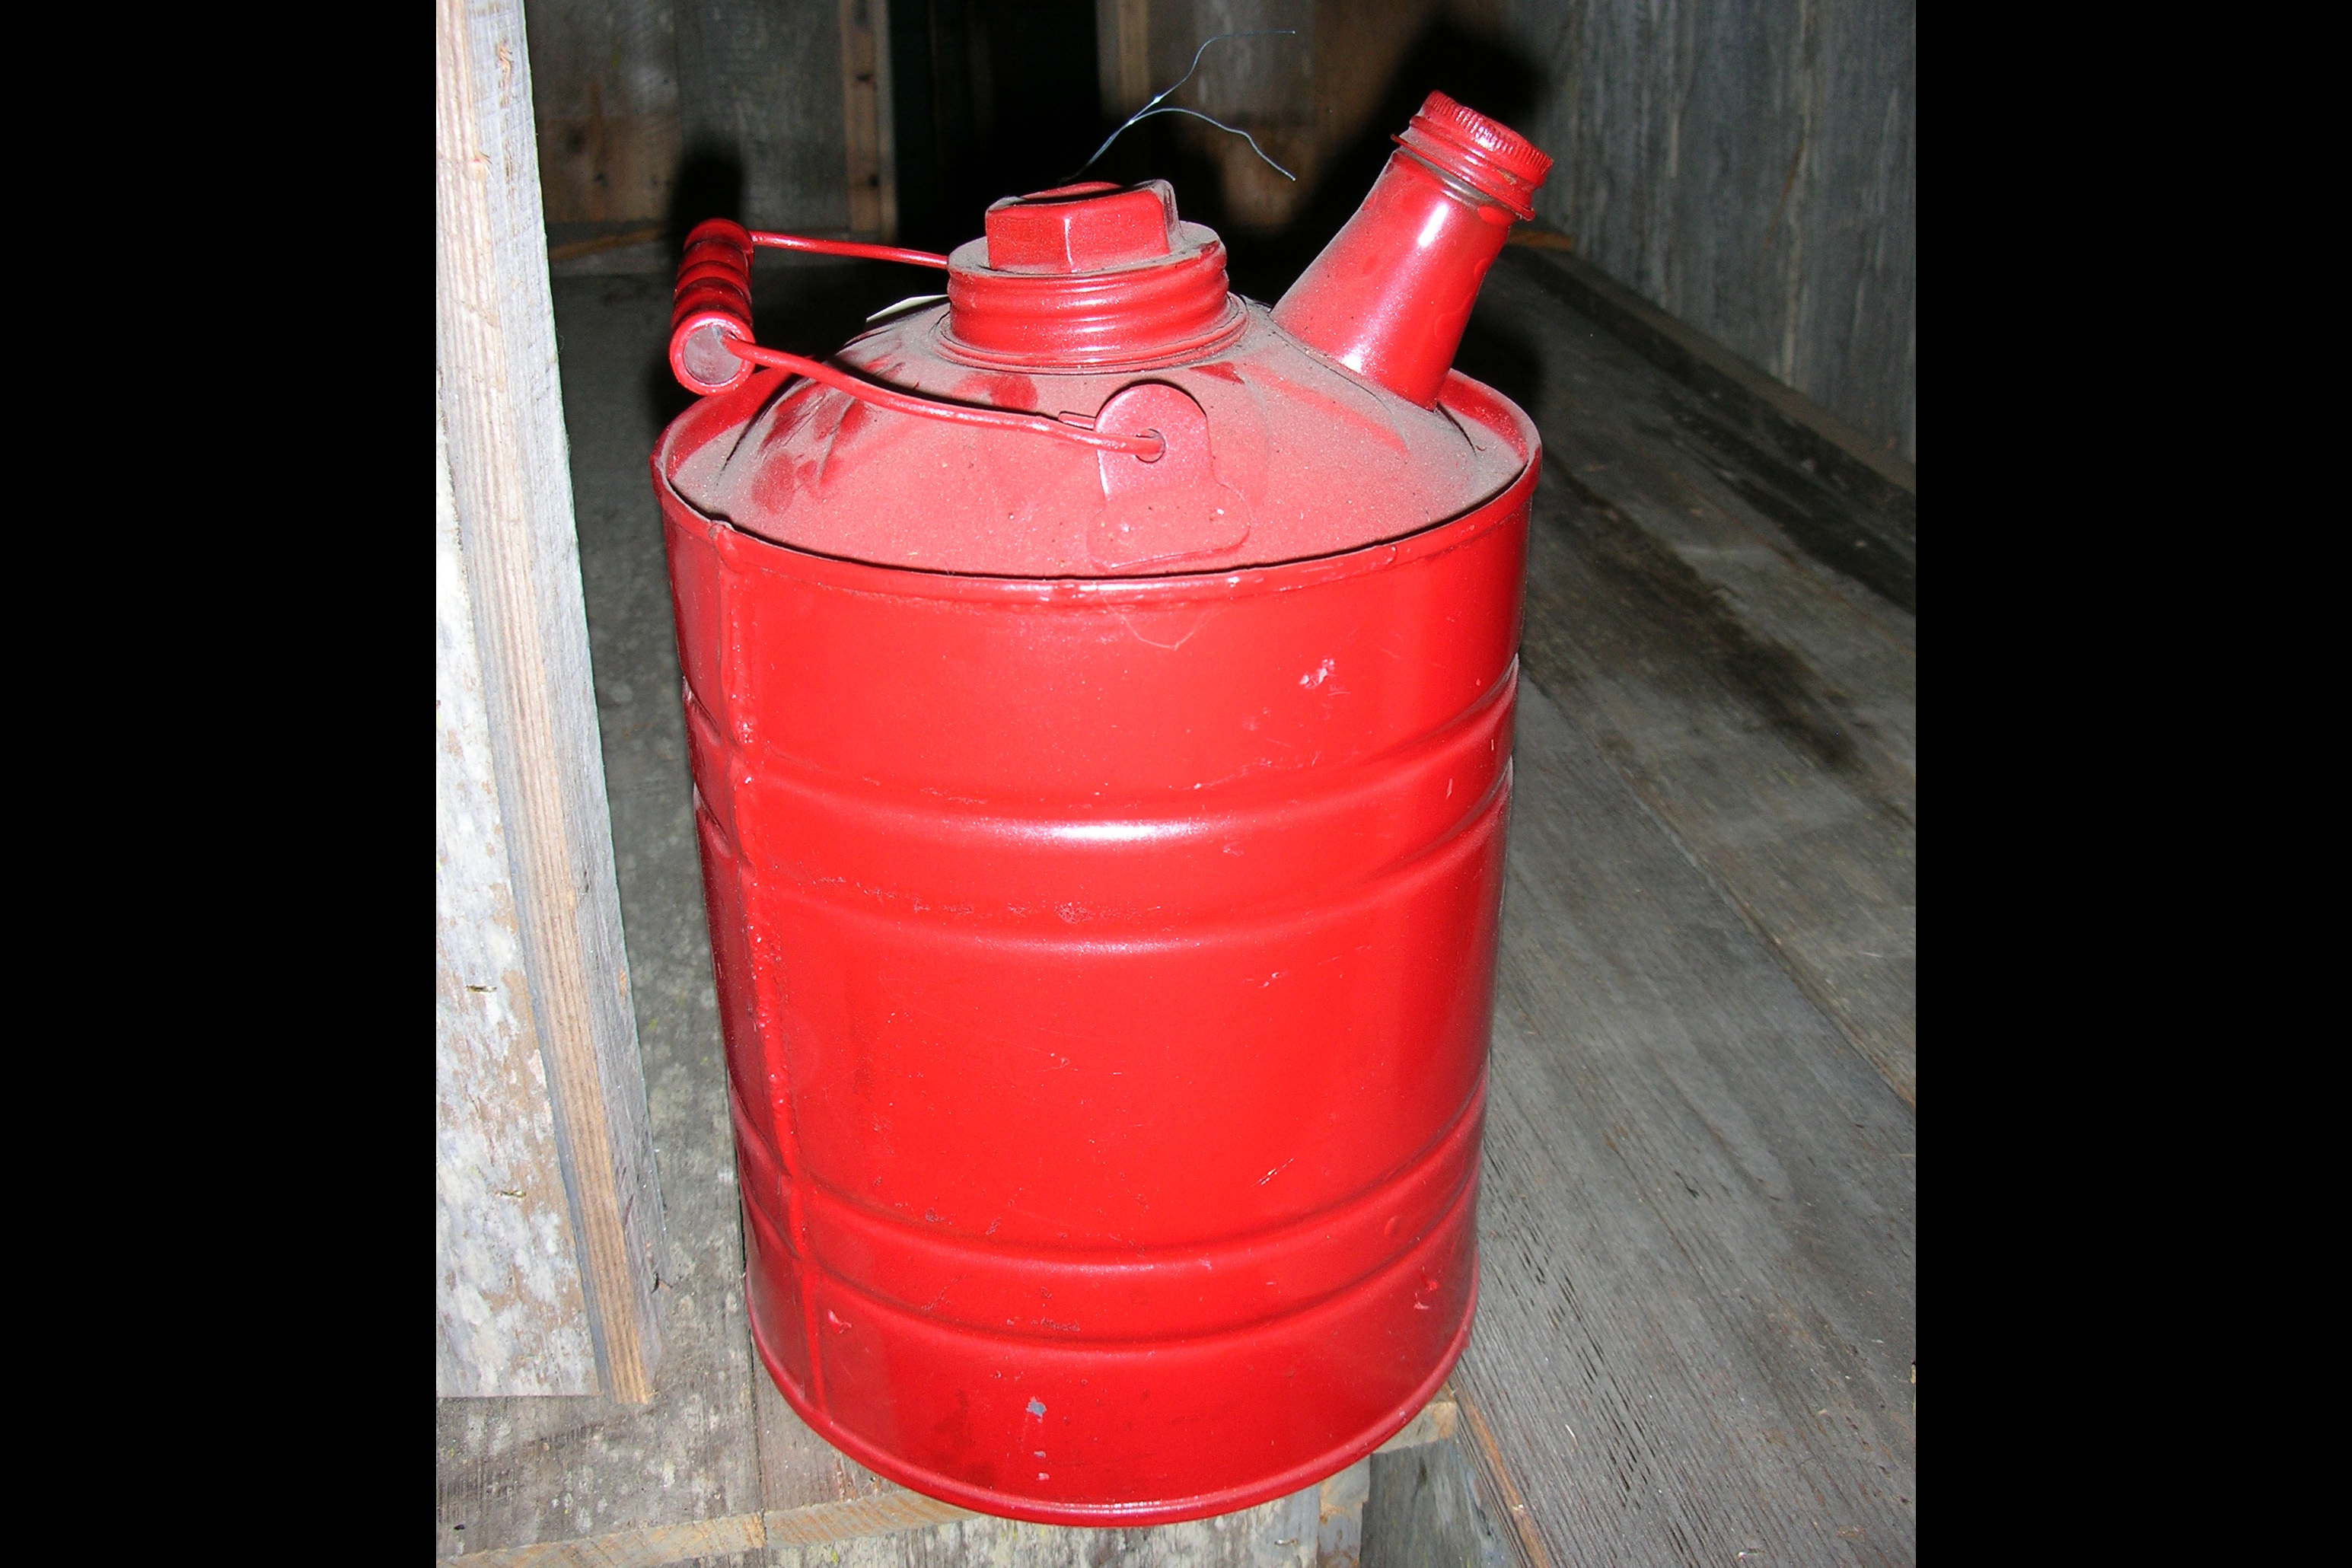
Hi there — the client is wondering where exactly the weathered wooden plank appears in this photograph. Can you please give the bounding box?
[752,1341,899,1515]
[1112,0,1437,231]
[439,1391,1465,1563]
[1146,0,1316,228]
[440,1512,766,1568]
[1502,240,1914,519]
[1365,1439,1513,1568]
[840,0,891,237]
[1490,0,1915,461]
[438,0,671,1402]
[439,1487,1323,1567]
[674,0,852,233]
[1095,0,1152,120]
[766,1490,1321,1568]
[765,1493,977,1546]
[522,0,683,225]
[439,387,601,1400]
[1453,1386,1549,1568]
[436,273,763,1560]
[1466,256,1916,1107]
[1452,682,1915,1565]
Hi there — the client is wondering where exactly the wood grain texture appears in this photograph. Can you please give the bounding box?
[753,1337,899,1514]
[1503,238,1913,509]
[1123,0,1439,231]
[1146,0,1318,228]
[674,0,851,233]
[766,1489,1320,1568]
[840,0,891,237]
[437,0,669,1403]
[439,386,601,1399]
[523,0,683,224]
[1096,0,1152,118]
[1466,257,1915,1107]
[1364,1439,1512,1568]
[1491,0,1915,462]
[1451,682,1915,1565]
[443,1513,766,1568]
[1453,1386,1549,1568]
[437,274,763,1560]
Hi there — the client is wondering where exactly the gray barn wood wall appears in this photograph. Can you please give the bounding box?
[524,0,683,225]
[1096,0,1913,461]
[527,0,857,234]
[1487,0,1916,462]
[674,0,854,232]
[521,0,1912,458]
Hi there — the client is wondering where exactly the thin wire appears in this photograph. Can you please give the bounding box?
[1093,107,1296,182]
[1072,30,1301,183]
[748,231,950,269]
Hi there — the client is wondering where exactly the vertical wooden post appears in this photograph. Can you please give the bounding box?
[440,387,602,1399]
[436,0,669,1404]
[841,0,895,239]
[1097,0,1152,121]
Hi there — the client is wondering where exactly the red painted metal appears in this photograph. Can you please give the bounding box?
[669,218,760,395]
[671,220,950,400]
[654,96,1549,1525]
[668,217,1162,456]
[980,180,1171,272]
[1273,92,1555,408]
[944,178,1245,370]
[748,229,953,270]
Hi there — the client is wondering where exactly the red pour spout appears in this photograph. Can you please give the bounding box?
[1272,94,1553,409]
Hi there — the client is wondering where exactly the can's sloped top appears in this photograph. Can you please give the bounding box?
[664,297,1527,578]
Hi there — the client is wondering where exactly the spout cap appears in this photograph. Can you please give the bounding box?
[1397,92,1553,220]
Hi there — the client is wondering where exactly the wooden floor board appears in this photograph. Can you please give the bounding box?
[751,1344,898,1514]
[1466,254,1917,1105]
[1455,686,1914,1566]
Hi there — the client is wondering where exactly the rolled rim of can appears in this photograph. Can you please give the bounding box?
[1396,92,1552,220]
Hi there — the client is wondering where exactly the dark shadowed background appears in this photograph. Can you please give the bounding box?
[527,0,1913,464]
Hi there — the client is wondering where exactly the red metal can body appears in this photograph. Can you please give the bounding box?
[652,94,1550,1525]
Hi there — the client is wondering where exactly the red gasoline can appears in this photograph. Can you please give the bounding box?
[653,94,1551,1525]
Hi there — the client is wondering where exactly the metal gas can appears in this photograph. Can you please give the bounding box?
[653,93,1552,1525]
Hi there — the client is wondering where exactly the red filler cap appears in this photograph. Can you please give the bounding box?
[947,179,1241,368]
[984,180,1180,273]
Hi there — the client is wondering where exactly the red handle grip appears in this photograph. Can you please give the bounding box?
[669,218,760,397]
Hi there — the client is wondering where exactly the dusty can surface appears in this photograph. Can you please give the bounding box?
[655,94,1553,1524]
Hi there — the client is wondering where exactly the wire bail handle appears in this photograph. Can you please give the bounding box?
[667,219,1165,460]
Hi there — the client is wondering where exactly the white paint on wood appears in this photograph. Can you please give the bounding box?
[437,0,670,1403]
[438,389,601,1399]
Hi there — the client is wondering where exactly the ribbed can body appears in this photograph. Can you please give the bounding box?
[654,368,1538,1525]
